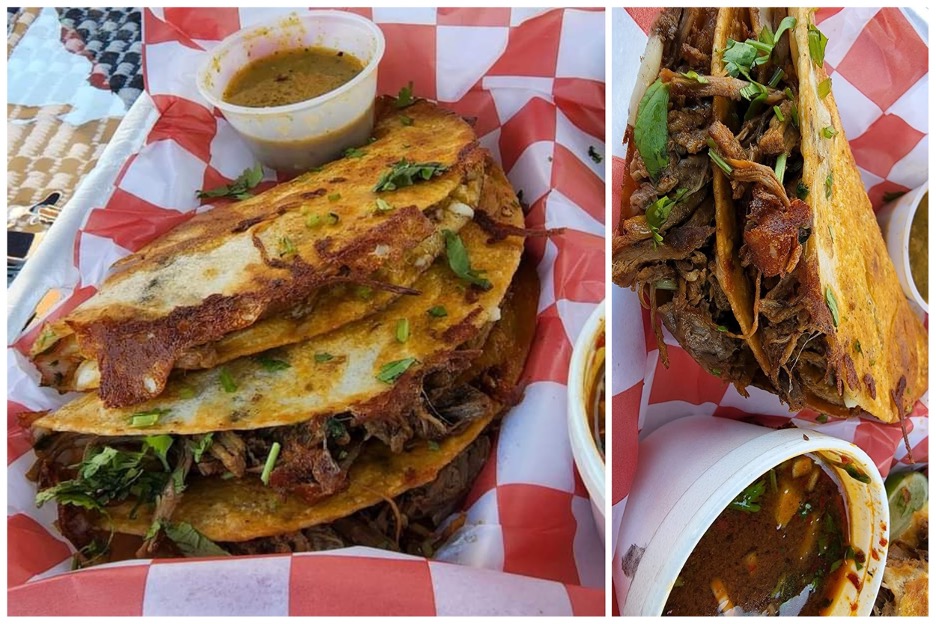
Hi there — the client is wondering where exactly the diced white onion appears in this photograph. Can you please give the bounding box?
[627,34,664,127]
[74,360,101,391]
[447,201,474,219]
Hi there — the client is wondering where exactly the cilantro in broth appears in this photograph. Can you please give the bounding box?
[729,478,766,513]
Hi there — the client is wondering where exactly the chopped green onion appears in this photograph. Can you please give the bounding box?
[775,152,788,185]
[808,24,829,67]
[768,67,784,88]
[739,81,766,101]
[256,355,290,372]
[396,318,410,343]
[260,442,281,485]
[278,236,296,257]
[427,305,448,317]
[315,352,334,363]
[219,368,237,393]
[374,198,393,213]
[825,287,840,327]
[818,78,832,99]
[825,173,834,199]
[709,149,733,176]
[399,114,413,126]
[377,358,418,384]
[821,126,837,139]
[129,408,170,428]
[773,105,785,122]
[328,193,341,202]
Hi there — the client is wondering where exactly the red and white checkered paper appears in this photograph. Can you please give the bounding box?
[610,6,928,610]
[7,8,605,616]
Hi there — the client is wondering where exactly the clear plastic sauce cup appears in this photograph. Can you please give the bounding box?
[196,11,385,173]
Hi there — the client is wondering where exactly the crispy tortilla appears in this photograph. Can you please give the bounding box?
[103,412,494,542]
[31,97,485,407]
[102,253,539,546]
[173,213,464,371]
[788,8,927,421]
[711,9,927,422]
[34,162,526,436]
[710,7,773,379]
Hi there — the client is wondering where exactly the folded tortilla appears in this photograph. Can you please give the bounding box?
[711,8,927,422]
[34,162,526,437]
[612,8,927,424]
[32,161,538,552]
[31,97,485,408]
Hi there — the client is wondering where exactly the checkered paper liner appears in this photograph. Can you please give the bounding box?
[7,8,605,616]
[610,6,928,609]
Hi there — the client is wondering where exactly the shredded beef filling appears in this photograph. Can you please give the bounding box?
[617,8,848,410]
[225,433,492,557]
[614,8,753,384]
[713,10,843,409]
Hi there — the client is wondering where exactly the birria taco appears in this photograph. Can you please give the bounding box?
[30,98,485,408]
[25,101,543,564]
[612,7,927,424]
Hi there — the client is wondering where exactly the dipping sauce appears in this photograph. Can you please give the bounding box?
[223,47,364,108]
[909,193,928,302]
[664,455,851,616]
[588,331,606,460]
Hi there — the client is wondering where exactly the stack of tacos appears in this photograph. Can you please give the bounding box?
[613,8,926,424]
[25,97,540,565]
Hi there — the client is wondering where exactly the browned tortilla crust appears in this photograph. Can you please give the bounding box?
[31,98,487,407]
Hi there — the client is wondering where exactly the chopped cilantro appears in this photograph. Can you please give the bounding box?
[196,164,263,201]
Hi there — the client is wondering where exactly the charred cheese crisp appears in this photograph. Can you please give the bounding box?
[25,98,543,565]
[613,8,927,424]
